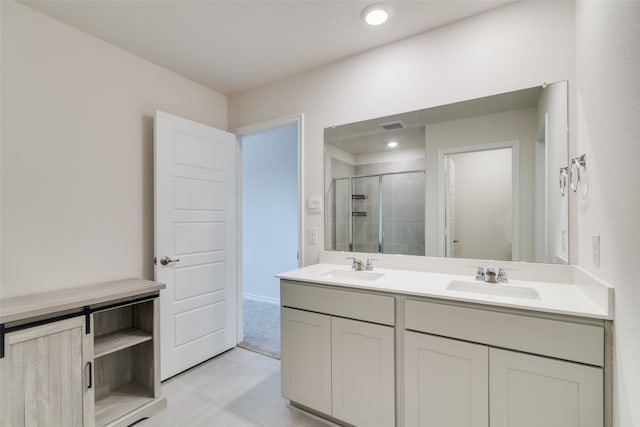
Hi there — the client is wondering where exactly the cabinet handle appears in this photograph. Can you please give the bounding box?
[86,361,93,389]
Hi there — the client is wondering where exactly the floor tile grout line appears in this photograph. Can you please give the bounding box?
[172,376,224,404]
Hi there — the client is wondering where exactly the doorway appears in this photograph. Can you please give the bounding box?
[238,121,300,358]
[439,141,519,261]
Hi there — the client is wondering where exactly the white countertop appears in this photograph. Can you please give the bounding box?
[277,263,613,320]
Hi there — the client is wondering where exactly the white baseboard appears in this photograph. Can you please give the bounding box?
[243,293,280,305]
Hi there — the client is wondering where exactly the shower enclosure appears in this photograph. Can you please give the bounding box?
[327,170,425,255]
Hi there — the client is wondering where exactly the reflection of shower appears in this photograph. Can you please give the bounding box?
[328,170,425,255]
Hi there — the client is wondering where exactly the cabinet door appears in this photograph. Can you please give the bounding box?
[331,317,395,427]
[490,348,603,427]
[0,316,94,427]
[281,307,332,414]
[404,331,488,427]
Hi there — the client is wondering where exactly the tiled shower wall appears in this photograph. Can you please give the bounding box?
[380,171,425,255]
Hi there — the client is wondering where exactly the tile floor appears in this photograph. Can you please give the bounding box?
[137,347,336,427]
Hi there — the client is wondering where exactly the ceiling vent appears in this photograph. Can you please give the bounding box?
[379,121,405,131]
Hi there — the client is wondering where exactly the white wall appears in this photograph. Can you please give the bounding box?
[0,1,227,297]
[241,124,298,302]
[574,2,640,426]
[229,0,576,266]
[355,147,425,166]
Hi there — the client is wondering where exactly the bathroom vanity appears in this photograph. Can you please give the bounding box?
[0,278,166,427]
[278,253,613,427]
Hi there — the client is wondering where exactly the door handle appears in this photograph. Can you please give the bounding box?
[159,256,180,266]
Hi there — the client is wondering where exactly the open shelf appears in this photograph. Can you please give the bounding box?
[95,382,154,427]
[92,299,160,426]
[94,327,152,358]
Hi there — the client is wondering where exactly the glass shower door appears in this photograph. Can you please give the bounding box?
[351,176,380,253]
[331,178,351,251]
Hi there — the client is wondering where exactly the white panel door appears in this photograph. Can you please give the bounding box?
[404,331,488,427]
[281,307,332,415]
[490,348,603,427]
[155,110,237,380]
[331,317,395,427]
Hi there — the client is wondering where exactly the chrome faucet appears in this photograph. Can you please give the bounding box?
[471,266,485,281]
[365,258,377,271]
[497,267,509,283]
[471,265,509,283]
[347,257,365,271]
[484,267,498,283]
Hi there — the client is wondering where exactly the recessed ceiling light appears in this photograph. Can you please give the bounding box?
[387,141,398,148]
[362,4,393,26]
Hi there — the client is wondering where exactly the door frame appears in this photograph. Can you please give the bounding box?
[232,114,304,344]
[437,140,520,261]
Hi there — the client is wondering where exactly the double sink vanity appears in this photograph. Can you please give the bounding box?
[278,252,613,427]
[300,79,603,426]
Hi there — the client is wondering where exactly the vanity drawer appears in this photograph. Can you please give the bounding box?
[281,280,395,326]
[405,299,604,366]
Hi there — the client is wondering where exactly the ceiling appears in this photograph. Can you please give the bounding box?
[22,0,515,95]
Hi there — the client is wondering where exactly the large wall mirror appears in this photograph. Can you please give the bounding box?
[324,81,569,265]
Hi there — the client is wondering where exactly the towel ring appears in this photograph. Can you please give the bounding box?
[569,154,586,193]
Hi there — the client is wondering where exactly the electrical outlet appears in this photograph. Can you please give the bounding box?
[592,234,600,268]
[308,227,318,245]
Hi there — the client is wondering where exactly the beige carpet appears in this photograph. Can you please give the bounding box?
[238,298,280,359]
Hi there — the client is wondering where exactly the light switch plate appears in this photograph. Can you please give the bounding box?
[308,227,318,245]
[307,197,322,214]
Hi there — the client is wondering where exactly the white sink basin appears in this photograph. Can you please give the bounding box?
[322,269,385,282]
[446,280,540,300]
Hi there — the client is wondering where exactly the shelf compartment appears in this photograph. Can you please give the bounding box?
[94,382,154,427]
[93,300,157,426]
[94,327,152,358]
[93,300,154,338]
